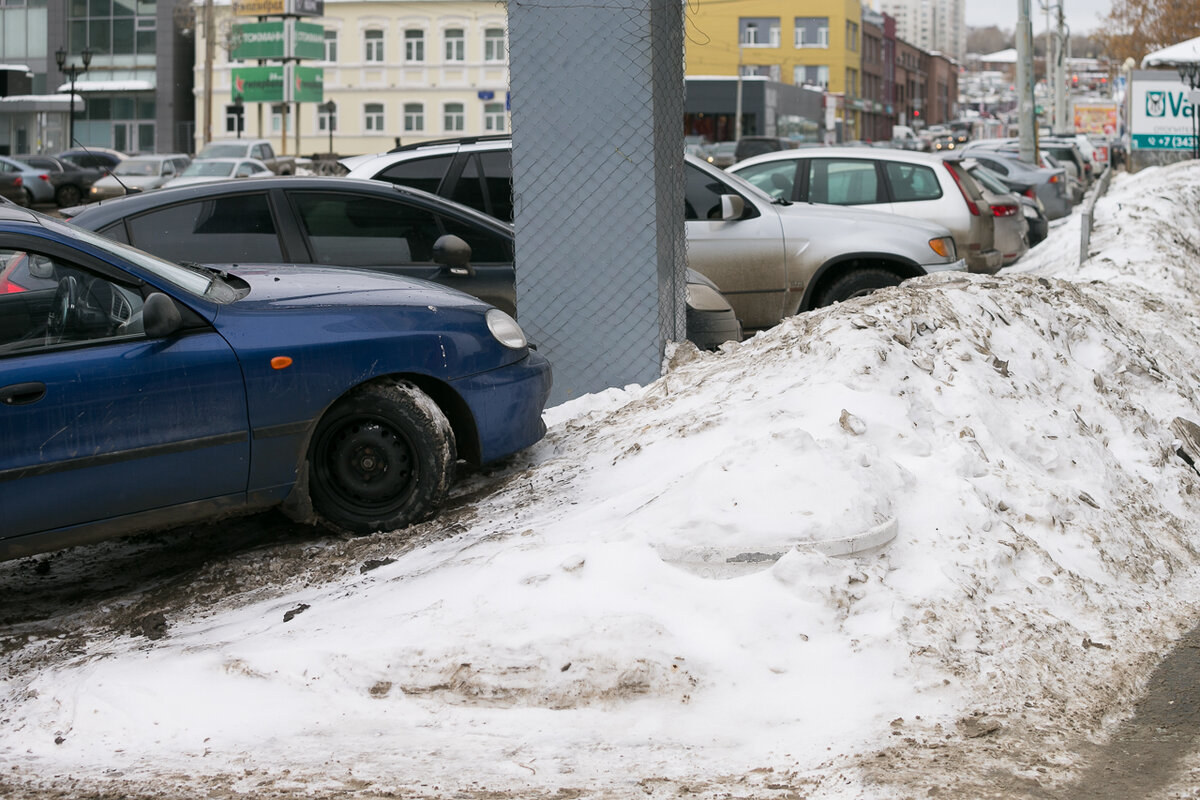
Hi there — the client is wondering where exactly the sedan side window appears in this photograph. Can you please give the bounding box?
[0,249,146,354]
[124,193,283,263]
[291,192,442,265]
[883,162,943,203]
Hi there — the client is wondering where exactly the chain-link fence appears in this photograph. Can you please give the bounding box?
[509,0,687,404]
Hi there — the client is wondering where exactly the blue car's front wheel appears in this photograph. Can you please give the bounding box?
[308,380,456,534]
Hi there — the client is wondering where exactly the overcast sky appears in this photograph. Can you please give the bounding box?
[965,0,1112,33]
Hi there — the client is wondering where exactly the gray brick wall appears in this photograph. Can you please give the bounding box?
[508,0,687,404]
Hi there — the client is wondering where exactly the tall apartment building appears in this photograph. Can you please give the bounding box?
[876,0,966,62]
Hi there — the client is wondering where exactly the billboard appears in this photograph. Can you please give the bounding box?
[231,64,322,102]
[1073,101,1118,136]
[231,20,324,61]
[234,0,323,17]
[1130,73,1195,150]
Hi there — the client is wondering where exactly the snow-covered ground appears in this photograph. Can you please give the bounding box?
[5,162,1200,799]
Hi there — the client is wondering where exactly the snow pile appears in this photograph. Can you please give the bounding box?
[6,162,1200,799]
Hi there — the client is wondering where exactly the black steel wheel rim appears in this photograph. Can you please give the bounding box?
[315,415,418,515]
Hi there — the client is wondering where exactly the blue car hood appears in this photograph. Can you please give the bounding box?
[224,265,485,311]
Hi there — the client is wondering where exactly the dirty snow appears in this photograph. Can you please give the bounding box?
[5,162,1200,798]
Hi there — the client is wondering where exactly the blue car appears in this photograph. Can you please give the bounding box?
[0,205,552,560]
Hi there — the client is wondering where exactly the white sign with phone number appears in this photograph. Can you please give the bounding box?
[1131,73,1196,150]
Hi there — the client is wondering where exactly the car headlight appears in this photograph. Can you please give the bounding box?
[685,282,731,312]
[928,236,957,260]
[486,308,528,349]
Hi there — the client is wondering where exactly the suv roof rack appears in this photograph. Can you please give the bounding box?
[387,134,511,154]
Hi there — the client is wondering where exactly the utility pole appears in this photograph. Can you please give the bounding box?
[735,43,743,141]
[1016,0,1037,163]
[203,0,214,145]
[1053,3,1068,134]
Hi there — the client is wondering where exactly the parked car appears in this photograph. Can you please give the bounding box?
[733,136,800,163]
[960,160,1029,266]
[67,176,742,347]
[163,157,274,188]
[57,147,124,173]
[196,138,298,175]
[709,141,739,168]
[1018,194,1049,247]
[0,155,54,207]
[89,154,192,200]
[341,139,741,346]
[728,147,1003,274]
[13,154,107,207]
[953,146,1072,221]
[0,204,552,559]
[344,138,965,334]
[0,164,29,206]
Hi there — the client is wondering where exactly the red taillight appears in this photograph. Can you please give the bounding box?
[1048,174,1059,183]
[37,173,49,182]
[990,204,1019,217]
[0,280,24,294]
[1023,187,1036,199]
[13,176,22,187]
[943,161,980,216]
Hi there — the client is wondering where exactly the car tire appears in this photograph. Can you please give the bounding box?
[307,380,456,534]
[816,268,903,306]
[15,188,31,208]
[56,184,83,207]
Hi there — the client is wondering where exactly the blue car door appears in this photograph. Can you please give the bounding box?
[0,242,250,541]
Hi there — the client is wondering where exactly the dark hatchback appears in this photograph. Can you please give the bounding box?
[66,177,521,317]
[0,204,551,559]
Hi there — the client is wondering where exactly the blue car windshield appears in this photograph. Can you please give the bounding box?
[48,217,217,298]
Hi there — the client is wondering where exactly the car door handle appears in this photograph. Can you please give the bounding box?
[0,382,47,406]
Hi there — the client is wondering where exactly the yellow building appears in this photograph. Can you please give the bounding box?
[194,0,510,158]
[684,0,862,140]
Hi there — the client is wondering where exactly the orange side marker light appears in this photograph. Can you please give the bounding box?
[271,356,293,370]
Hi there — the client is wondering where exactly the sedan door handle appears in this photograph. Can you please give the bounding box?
[0,382,47,406]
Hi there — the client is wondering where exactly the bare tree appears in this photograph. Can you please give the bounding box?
[1096,0,1200,65]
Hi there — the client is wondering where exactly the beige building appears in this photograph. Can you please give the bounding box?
[875,0,965,62]
[194,0,511,157]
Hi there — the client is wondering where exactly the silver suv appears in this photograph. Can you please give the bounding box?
[345,138,965,334]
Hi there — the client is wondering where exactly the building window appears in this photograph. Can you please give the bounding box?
[224,104,244,135]
[846,21,859,52]
[271,104,286,133]
[483,102,505,132]
[846,68,858,98]
[794,17,829,48]
[67,1,157,58]
[364,102,384,131]
[794,65,829,88]
[484,27,505,62]
[444,28,465,62]
[364,29,384,63]
[739,17,780,47]
[318,104,336,132]
[405,29,424,62]
[444,102,464,132]
[404,103,424,132]
[323,29,337,62]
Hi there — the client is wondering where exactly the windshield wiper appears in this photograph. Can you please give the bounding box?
[178,260,229,280]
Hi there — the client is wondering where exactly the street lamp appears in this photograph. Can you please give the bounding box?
[1177,62,1200,160]
[321,100,336,156]
[55,46,93,149]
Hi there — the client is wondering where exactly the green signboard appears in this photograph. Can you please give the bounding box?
[232,64,322,102]
[232,22,284,61]
[232,20,324,61]
[291,65,323,103]
[232,66,284,102]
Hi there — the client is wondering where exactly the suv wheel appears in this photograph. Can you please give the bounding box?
[816,268,902,306]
